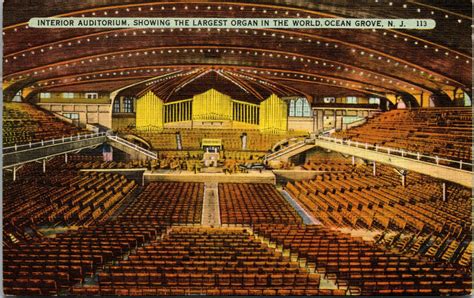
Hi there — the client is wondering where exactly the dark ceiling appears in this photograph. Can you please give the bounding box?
[3,0,472,104]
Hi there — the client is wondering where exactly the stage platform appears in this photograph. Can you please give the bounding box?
[143,169,276,185]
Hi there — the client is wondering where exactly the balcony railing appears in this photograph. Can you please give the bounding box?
[318,135,473,171]
[3,132,107,154]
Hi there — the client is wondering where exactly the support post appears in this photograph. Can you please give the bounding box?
[442,182,446,201]
[352,156,355,165]
[372,161,376,176]
[65,153,68,163]
[43,159,46,173]
[13,166,17,182]
[401,173,406,187]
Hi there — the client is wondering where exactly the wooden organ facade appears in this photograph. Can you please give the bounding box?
[134,89,288,134]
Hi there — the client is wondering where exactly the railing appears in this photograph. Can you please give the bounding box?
[320,128,336,136]
[317,135,473,171]
[343,117,367,130]
[3,132,107,154]
[107,135,158,159]
[266,141,308,161]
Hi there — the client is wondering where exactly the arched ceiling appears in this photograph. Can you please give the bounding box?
[3,0,472,104]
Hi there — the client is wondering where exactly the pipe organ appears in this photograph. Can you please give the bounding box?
[164,99,192,123]
[135,91,164,130]
[135,89,287,134]
[232,100,259,125]
[259,94,288,134]
[192,89,232,121]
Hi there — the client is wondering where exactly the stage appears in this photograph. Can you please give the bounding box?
[143,169,276,184]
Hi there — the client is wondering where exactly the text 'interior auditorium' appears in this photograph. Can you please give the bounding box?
[2,0,473,297]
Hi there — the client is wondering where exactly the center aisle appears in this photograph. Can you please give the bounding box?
[201,182,221,226]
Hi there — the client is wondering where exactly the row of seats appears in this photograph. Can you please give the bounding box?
[219,183,303,225]
[303,155,363,172]
[71,286,344,296]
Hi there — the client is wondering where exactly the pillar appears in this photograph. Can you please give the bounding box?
[317,110,324,132]
[65,153,68,163]
[352,156,355,165]
[442,182,446,201]
[372,162,376,176]
[313,110,318,132]
[43,159,46,173]
[335,110,343,130]
[13,167,17,182]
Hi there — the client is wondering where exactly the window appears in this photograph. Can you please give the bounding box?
[346,96,357,104]
[369,97,380,105]
[13,90,23,102]
[63,113,79,120]
[464,92,471,107]
[113,99,121,113]
[123,97,134,113]
[62,92,74,99]
[40,92,51,99]
[85,92,98,99]
[323,97,335,103]
[289,98,311,117]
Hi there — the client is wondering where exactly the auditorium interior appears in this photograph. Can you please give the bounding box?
[2,0,473,296]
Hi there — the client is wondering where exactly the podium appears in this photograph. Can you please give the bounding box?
[203,149,219,167]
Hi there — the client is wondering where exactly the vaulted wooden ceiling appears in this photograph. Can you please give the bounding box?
[3,0,471,104]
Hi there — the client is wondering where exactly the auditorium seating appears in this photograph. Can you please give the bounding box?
[252,224,471,296]
[303,155,361,172]
[287,166,470,233]
[4,223,166,296]
[334,108,472,163]
[122,128,305,151]
[286,161,472,264]
[219,183,302,225]
[2,107,471,296]
[81,226,342,296]
[3,102,83,146]
[4,170,136,228]
[3,158,137,247]
[66,154,150,170]
[117,182,204,224]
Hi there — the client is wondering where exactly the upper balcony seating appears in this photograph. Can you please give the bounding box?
[333,108,472,162]
[3,102,83,147]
